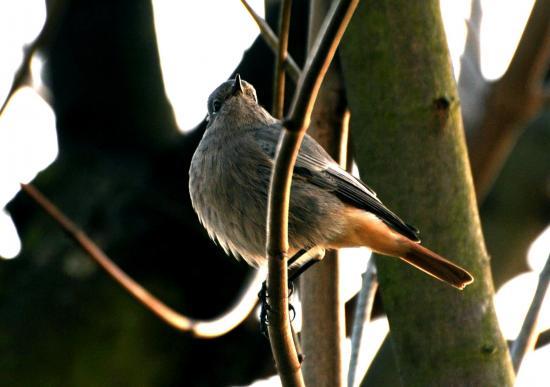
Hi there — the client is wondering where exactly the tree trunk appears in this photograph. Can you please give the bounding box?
[340,1,515,386]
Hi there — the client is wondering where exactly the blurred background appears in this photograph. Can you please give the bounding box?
[0,0,548,386]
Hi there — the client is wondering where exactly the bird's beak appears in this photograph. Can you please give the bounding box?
[231,73,244,95]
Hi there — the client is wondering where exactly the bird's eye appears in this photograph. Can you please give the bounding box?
[212,100,222,113]
[248,89,258,103]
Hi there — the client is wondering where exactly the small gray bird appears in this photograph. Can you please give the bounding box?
[189,75,473,289]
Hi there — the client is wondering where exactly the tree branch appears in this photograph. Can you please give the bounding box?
[507,329,550,351]
[458,0,488,134]
[285,0,358,132]
[266,0,359,385]
[240,0,301,82]
[468,0,550,199]
[272,0,292,118]
[0,0,68,117]
[510,253,550,372]
[300,1,349,385]
[20,183,261,339]
[348,259,378,387]
[535,329,550,349]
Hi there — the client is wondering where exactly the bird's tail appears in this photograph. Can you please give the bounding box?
[399,241,474,289]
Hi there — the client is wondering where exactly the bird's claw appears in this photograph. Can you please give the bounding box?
[258,281,271,337]
[258,280,297,337]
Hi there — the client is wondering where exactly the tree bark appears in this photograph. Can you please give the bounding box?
[340,1,515,386]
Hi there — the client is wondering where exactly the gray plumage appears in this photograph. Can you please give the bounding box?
[188,75,418,268]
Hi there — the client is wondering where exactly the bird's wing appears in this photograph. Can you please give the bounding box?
[254,125,420,242]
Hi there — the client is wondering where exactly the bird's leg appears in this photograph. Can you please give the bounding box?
[258,281,270,337]
[287,248,309,267]
[289,256,322,283]
[287,249,308,297]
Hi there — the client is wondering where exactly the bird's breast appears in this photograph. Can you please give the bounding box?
[189,135,269,264]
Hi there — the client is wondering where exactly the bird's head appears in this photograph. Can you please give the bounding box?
[206,74,259,123]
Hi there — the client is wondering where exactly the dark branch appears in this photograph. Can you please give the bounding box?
[20,183,260,339]
[240,0,301,82]
[535,329,550,349]
[0,0,68,116]
[469,0,550,199]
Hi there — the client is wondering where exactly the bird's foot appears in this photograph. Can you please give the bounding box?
[258,281,271,337]
[258,280,297,337]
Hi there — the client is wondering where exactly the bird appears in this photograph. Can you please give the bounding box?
[189,74,473,289]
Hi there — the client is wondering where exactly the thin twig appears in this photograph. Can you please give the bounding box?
[20,183,261,339]
[510,253,550,372]
[458,0,487,133]
[272,0,292,118]
[347,258,378,387]
[239,0,301,82]
[0,0,68,117]
[285,0,359,132]
[266,0,359,386]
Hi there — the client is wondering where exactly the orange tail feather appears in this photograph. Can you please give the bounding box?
[400,242,474,289]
